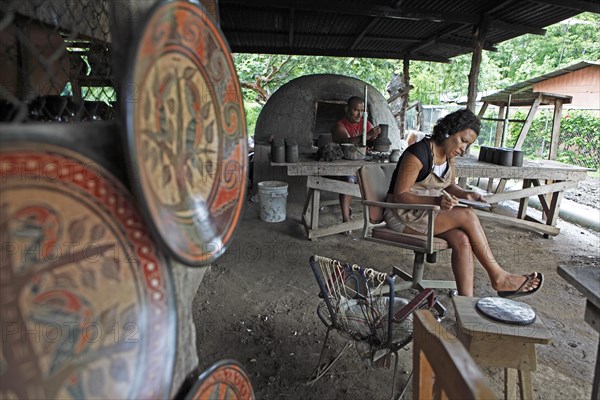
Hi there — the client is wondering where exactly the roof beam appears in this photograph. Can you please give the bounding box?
[222,0,479,24]
[530,0,600,13]
[230,46,450,63]
[490,20,546,36]
[226,30,423,45]
[438,38,497,52]
[350,18,380,50]
[405,25,465,55]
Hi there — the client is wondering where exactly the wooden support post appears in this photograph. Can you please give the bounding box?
[519,370,534,400]
[462,19,487,189]
[310,189,320,229]
[505,368,517,400]
[398,57,410,136]
[549,99,564,161]
[467,17,488,112]
[495,105,506,147]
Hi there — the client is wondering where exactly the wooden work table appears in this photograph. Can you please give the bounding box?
[271,156,590,240]
[557,265,600,400]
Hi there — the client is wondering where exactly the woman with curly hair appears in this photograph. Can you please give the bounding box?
[385,109,543,297]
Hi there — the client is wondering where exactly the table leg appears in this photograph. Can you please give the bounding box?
[545,187,564,226]
[518,370,533,400]
[487,178,495,194]
[302,188,314,228]
[496,178,508,194]
[505,368,517,400]
[310,189,320,232]
[518,180,532,220]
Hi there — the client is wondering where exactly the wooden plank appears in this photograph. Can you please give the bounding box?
[413,310,497,400]
[307,219,363,239]
[307,176,361,197]
[484,180,578,203]
[557,266,600,310]
[514,95,542,150]
[475,210,560,236]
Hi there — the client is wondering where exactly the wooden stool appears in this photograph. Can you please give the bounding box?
[452,296,553,400]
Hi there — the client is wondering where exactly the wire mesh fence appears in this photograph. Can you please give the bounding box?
[1,0,115,123]
[478,108,599,171]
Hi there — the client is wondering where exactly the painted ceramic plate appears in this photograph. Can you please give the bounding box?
[0,143,175,399]
[185,360,255,400]
[126,0,247,266]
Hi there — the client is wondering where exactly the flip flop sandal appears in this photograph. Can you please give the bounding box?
[497,272,544,299]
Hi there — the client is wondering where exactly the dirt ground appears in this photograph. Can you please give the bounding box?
[192,179,599,400]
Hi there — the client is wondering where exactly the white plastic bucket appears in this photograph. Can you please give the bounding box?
[258,181,288,222]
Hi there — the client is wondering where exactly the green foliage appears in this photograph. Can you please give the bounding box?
[558,111,600,169]
[234,54,395,103]
[410,52,504,105]
[243,101,262,137]
[488,14,599,83]
[506,110,599,170]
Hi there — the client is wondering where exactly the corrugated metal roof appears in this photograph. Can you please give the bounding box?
[219,0,598,62]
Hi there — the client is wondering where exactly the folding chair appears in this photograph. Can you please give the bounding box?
[308,255,438,399]
[357,164,457,295]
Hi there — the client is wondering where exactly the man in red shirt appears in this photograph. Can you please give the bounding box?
[332,96,381,145]
[331,96,381,227]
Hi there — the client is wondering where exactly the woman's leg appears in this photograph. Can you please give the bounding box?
[432,207,541,293]
[436,228,474,296]
[404,207,540,291]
